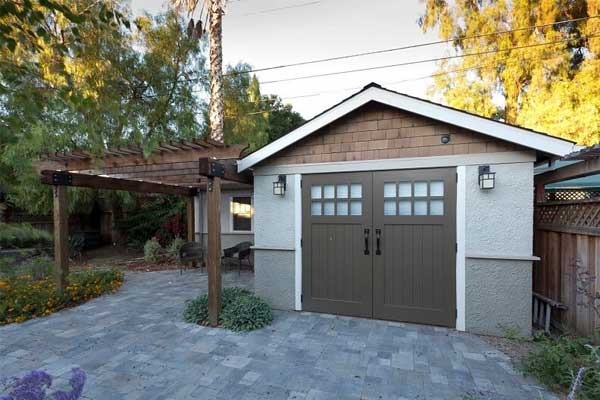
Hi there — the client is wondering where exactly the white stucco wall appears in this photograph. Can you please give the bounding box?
[252,174,298,309]
[465,162,534,256]
[464,161,534,336]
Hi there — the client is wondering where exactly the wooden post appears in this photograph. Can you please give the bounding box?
[187,196,197,268]
[535,183,546,203]
[53,185,69,292]
[207,176,222,327]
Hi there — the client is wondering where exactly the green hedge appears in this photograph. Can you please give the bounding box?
[183,287,272,331]
[0,223,52,249]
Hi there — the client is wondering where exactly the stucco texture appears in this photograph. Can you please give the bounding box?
[466,258,532,337]
[465,161,534,337]
[253,174,298,310]
[465,162,533,255]
[254,250,295,310]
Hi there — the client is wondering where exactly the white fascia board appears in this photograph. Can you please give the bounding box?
[370,89,575,157]
[238,86,576,172]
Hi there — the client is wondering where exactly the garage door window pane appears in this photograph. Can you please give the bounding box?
[430,200,444,216]
[336,184,348,198]
[384,200,396,216]
[398,182,411,197]
[350,184,362,198]
[414,200,428,215]
[337,201,348,216]
[311,185,321,199]
[323,201,335,215]
[430,181,444,197]
[350,200,362,216]
[398,200,411,216]
[414,181,428,197]
[323,185,335,199]
[383,182,396,198]
[311,201,322,216]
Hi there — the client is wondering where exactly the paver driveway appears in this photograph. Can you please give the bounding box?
[1,270,556,400]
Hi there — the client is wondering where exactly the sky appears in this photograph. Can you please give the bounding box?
[129,0,444,119]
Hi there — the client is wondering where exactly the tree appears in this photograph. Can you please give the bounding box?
[0,2,206,214]
[420,0,600,144]
[172,0,225,143]
[263,95,305,143]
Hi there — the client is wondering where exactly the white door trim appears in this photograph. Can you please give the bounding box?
[456,166,466,331]
[294,174,303,311]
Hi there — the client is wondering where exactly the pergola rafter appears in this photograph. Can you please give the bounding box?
[37,139,251,326]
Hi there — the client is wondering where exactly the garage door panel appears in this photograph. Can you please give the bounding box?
[373,168,456,327]
[303,168,455,327]
[302,172,372,318]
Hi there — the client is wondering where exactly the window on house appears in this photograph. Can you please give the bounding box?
[230,196,252,231]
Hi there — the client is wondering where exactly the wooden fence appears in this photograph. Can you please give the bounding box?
[533,199,600,335]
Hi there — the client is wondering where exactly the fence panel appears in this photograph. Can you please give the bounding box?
[534,199,600,335]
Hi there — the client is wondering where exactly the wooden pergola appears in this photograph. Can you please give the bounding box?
[37,139,252,326]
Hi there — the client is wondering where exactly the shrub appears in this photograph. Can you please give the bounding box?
[117,196,186,246]
[220,294,273,332]
[143,238,163,262]
[68,234,85,259]
[0,368,86,400]
[0,268,123,325]
[523,334,600,399]
[0,223,52,249]
[183,287,272,331]
[166,237,186,261]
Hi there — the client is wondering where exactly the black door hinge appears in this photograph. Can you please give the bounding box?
[455,309,458,319]
[456,172,458,182]
[301,294,303,303]
[455,243,458,253]
[300,239,303,248]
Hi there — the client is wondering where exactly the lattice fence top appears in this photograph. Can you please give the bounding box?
[535,199,600,236]
[545,189,600,202]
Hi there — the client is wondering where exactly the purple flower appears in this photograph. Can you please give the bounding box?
[1,369,85,400]
[2,370,52,400]
[50,369,85,400]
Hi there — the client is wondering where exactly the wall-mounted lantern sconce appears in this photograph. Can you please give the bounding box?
[440,134,451,144]
[273,175,286,196]
[478,165,495,190]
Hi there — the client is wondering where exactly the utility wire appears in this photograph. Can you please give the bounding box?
[260,33,599,85]
[224,52,568,117]
[136,32,598,99]
[223,15,600,76]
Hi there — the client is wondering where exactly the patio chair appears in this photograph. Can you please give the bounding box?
[222,241,253,275]
[179,242,204,275]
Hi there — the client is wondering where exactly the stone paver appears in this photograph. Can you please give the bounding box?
[0,270,556,399]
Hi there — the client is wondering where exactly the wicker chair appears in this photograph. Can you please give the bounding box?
[178,242,204,275]
[222,241,253,275]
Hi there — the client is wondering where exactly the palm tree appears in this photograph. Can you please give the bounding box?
[172,0,225,143]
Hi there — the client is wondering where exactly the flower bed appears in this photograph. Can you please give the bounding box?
[0,268,123,325]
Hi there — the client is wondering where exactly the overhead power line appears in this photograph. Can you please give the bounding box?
[260,33,600,85]
[224,15,600,76]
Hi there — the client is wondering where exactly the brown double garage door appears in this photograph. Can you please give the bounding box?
[302,168,456,327]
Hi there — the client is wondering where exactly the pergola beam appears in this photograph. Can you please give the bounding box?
[41,170,196,196]
[198,158,252,184]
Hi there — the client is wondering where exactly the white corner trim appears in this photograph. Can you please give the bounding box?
[253,151,535,176]
[456,166,466,332]
[238,86,575,172]
[294,174,303,311]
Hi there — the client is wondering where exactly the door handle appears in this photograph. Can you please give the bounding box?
[375,229,381,255]
[364,228,370,255]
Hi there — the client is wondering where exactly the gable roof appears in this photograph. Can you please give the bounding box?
[238,83,577,172]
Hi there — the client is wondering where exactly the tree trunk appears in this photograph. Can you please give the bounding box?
[208,0,224,143]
